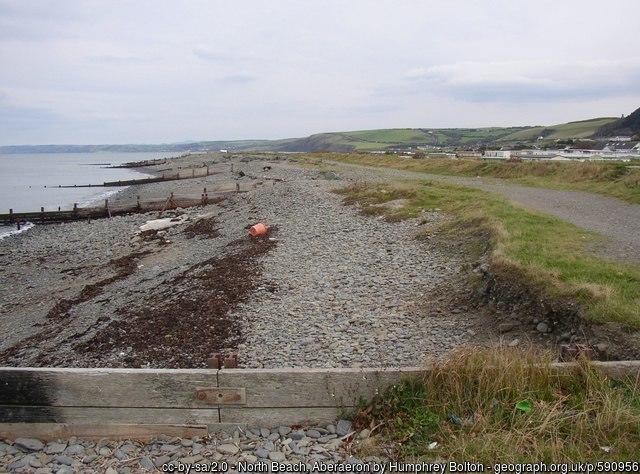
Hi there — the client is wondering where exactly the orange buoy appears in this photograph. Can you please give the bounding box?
[249,223,269,237]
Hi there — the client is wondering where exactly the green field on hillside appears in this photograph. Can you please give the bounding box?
[500,117,617,142]
[300,127,533,151]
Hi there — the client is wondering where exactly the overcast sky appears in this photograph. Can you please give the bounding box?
[1,0,639,145]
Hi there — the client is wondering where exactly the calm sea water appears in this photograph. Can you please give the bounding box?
[0,151,168,238]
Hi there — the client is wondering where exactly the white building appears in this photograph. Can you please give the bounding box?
[483,150,512,159]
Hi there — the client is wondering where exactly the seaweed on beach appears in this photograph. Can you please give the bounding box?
[75,235,276,368]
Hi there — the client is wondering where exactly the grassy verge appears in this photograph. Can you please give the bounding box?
[306,153,640,204]
[336,180,640,327]
[359,347,640,462]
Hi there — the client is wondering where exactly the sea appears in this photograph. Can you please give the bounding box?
[0,151,168,239]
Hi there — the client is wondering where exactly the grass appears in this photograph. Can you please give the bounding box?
[299,127,533,151]
[500,117,618,141]
[359,347,640,462]
[336,180,640,327]
[308,153,640,204]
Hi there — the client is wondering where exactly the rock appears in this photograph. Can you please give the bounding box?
[306,429,321,439]
[54,455,74,466]
[267,432,280,441]
[8,456,31,470]
[326,424,336,434]
[114,448,128,460]
[139,457,155,469]
[106,468,118,474]
[290,430,305,440]
[160,444,180,453]
[45,442,67,454]
[217,444,239,455]
[269,451,287,462]
[181,439,193,447]
[596,342,609,354]
[508,338,520,347]
[57,467,75,474]
[98,447,111,456]
[278,426,291,436]
[242,454,258,463]
[82,455,99,464]
[259,428,270,437]
[358,429,371,439]
[64,444,85,455]
[255,447,269,459]
[154,455,171,467]
[498,322,519,333]
[536,322,549,333]
[14,438,45,452]
[336,419,352,437]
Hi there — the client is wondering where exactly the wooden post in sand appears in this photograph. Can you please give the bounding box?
[73,203,78,218]
[105,199,111,218]
[136,195,141,211]
[202,187,208,205]
[236,182,240,193]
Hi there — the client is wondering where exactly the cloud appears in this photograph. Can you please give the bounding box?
[398,59,640,102]
[192,45,233,63]
[216,74,257,84]
[85,54,150,64]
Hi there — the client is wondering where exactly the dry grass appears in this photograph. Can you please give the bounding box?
[360,347,640,462]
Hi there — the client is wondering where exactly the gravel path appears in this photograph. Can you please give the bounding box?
[0,421,382,472]
[329,161,640,263]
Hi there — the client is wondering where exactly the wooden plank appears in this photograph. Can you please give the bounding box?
[219,407,339,428]
[0,423,207,441]
[560,360,640,384]
[0,367,219,408]
[217,367,424,408]
[0,406,219,425]
[195,387,246,406]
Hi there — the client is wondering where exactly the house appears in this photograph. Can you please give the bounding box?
[483,150,511,159]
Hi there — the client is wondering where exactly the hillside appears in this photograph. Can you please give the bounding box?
[499,117,617,142]
[595,106,640,138]
[277,127,532,152]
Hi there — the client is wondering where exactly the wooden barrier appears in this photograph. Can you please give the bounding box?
[0,361,639,439]
[0,367,422,439]
[0,189,243,225]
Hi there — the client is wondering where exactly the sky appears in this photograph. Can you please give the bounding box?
[0,0,639,145]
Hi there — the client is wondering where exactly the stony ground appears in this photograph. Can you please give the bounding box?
[0,153,498,368]
[1,420,382,472]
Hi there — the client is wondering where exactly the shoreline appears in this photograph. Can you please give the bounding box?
[0,155,167,239]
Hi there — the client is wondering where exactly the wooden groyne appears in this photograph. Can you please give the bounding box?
[108,157,168,168]
[52,166,216,188]
[0,186,244,226]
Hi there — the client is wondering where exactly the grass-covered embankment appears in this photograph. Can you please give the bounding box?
[337,180,640,327]
[358,347,640,461]
[317,153,640,204]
